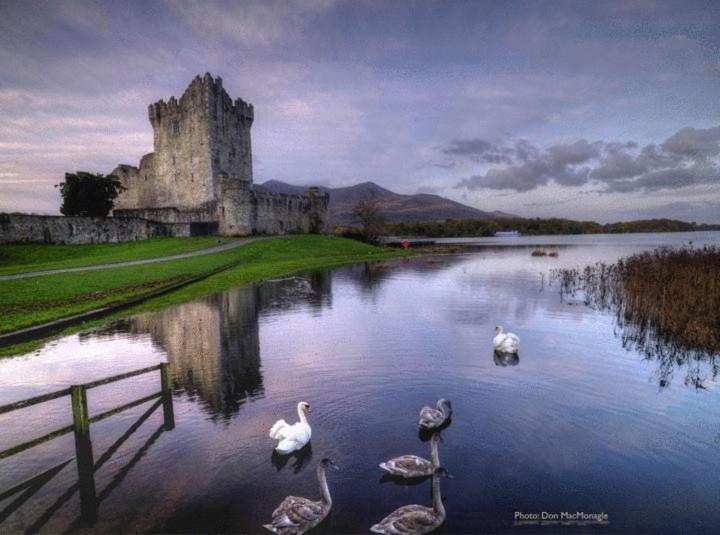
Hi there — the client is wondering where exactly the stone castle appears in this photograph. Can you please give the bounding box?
[112,73,329,236]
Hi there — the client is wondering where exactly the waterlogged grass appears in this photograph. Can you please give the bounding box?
[0,235,405,339]
[552,246,720,387]
[0,236,232,275]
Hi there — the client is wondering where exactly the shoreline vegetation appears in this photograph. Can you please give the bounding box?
[380,217,720,238]
[0,235,407,357]
[551,246,719,388]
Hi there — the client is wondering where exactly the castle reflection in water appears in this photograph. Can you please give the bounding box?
[94,273,332,420]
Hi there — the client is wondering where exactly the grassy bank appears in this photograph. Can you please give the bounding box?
[0,235,405,351]
[0,236,233,275]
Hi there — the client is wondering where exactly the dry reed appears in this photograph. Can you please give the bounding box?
[551,246,720,388]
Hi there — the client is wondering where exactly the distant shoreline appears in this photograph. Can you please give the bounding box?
[381,217,720,238]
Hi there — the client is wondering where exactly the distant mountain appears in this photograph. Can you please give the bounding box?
[257,180,515,224]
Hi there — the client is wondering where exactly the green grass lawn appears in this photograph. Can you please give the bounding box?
[0,236,233,275]
[0,235,404,338]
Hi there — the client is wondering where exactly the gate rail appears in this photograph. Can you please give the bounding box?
[0,362,174,525]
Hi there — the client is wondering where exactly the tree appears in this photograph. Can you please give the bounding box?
[55,172,126,217]
[352,193,385,244]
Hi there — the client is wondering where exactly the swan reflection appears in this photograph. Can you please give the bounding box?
[271,442,313,474]
[493,350,520,366]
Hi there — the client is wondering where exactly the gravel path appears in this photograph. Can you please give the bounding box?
[0,237,264,281]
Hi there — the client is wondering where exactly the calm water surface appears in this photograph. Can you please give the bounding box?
[1,231,719,533]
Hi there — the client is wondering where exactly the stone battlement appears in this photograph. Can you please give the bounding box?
[148,73,254,127]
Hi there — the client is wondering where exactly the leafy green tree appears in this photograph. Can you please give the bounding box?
[55,172,126,217]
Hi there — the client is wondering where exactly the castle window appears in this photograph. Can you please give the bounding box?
[172,155,175,165]
[172,120,180,134]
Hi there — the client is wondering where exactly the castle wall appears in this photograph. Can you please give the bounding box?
[253,190,330,235]
[114,202,217,224]
[217,175,254,235]
[0,213,191,244]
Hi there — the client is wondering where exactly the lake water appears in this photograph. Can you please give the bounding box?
[1,231,719,533]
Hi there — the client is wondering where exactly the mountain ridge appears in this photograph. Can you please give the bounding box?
[257,180,515,224]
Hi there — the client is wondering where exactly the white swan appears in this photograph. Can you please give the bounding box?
[269,401,312,455]
[493,325,520,353]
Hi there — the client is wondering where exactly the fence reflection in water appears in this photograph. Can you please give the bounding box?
[0,362,175,529]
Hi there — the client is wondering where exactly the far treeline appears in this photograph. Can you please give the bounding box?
[381,217,720,237]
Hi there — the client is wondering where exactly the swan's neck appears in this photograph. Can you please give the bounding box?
[430,437,440,467]
[431,471,445,519]
[297,405,308,425]
[317,466,331,506]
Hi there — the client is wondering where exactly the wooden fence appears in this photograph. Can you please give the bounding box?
[0,363,175,528]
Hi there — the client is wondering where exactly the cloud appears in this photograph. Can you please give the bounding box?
[454,125,720,194]
[440,139,513,164]
[660,126,720,159]
[173,0,338,47]
[590,150,647,180]
[605,164,716,193]
[455,139,599,191]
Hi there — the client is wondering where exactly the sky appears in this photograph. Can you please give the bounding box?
[0,0,719,223]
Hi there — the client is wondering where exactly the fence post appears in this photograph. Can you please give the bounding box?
[160,363,175,431]
[71,385,97,522]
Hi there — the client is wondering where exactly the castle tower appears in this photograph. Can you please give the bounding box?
[146,73,254,210]
[111,73,328,237]
[114,74,254,221]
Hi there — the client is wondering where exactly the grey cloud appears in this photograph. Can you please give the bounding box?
[432,161,457,170]
[660,126,720,159]
[606,164,717,193]
[455,125,720,194]
[441,139,513,164]
[546,139,601,166]
[590,150,647,180]
[455,138,598,191]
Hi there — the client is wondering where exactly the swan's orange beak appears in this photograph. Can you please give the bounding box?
[306,404,312,413]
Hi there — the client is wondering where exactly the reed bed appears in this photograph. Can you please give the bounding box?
[551,246,720,388]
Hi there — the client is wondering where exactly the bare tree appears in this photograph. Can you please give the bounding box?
[353,193,385,244]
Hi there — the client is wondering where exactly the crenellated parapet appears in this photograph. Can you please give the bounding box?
[148,73,210,127]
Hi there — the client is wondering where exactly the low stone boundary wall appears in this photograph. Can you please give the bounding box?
[0,213,192,244]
